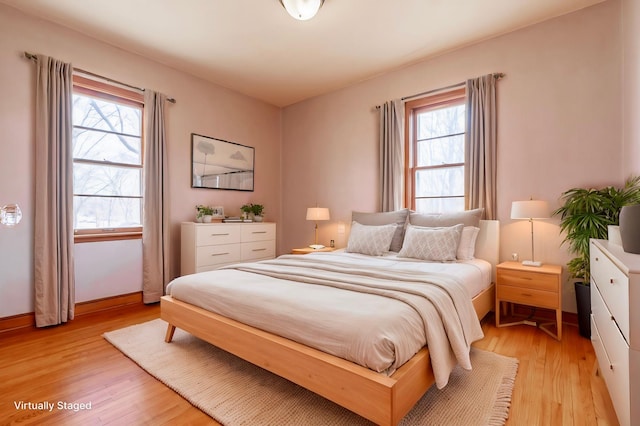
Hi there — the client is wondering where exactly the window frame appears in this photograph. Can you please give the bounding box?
[72,75,145,243]
[404,88,466,212]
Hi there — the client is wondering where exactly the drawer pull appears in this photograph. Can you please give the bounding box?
[595,257,599,261]
[211,233,230,237]
[610,364,614,371]
[211,252,230,257]
[252,231,267,234]
[521,293,533,297]
[252,248,267,252]
[610,278,614,284]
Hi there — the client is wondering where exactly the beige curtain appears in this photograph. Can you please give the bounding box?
[379,99,404,212]
[465,74,498,220]
[142,90,170,303]
[34,55,75,327]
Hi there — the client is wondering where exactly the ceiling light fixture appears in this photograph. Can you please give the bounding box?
[279,0,325,21]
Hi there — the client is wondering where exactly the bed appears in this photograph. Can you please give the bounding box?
[161,216,499,426]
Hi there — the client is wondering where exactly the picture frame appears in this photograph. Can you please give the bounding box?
[191,133,255,191]
[211,206,225,219]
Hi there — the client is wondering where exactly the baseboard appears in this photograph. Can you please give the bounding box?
[0,291,144,333]
[74,291,143,316]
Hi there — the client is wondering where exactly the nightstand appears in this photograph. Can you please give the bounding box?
[496,261,563,340]
[291,247,336,255]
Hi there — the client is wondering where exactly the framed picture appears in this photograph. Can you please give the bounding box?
[191,133,255,191]
[211,206,225,219]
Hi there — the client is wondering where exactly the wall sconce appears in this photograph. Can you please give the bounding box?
[306,207,330,249]
[1,204,22,227]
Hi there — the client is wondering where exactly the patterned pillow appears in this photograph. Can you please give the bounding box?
[398,224,464,262]
[346,222,397,256]
[352,209,409,252]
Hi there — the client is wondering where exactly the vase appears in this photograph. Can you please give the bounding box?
[203,215,213,223]
[619,204,640,254]
[254,215,263,222]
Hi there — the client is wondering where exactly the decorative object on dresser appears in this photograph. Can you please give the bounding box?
[510,199,550,267]
[180,222,276,275]
[554,176,640,338]
[495,261,562,340]
[306,207,330,249]
[191,133,255,191]
[619,204,640,254]
[590,239,640,426]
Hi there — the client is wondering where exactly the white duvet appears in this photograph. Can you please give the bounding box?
[166,251,488,388]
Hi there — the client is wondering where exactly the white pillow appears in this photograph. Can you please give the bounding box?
[398,224,464,262]
[346,222,397,256]
[457,226,480,260]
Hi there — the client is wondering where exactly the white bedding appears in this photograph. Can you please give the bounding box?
[166,251,489,388]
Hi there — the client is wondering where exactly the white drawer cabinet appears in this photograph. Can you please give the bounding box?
[181,222,276,275]
[590,239,640,426]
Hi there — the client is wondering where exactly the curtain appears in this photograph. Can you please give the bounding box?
[34,55,75,327]
[379,99,404,212]
[142,90,170,303]
[465,74,498,220]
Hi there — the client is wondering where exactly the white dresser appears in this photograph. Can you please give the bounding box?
[590,239,640,426]
[181,222,276,275]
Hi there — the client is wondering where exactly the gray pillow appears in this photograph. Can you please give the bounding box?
[398,224,464,262]
[351,209,409,252]
[346,222,397,256]
[409,208,484,228]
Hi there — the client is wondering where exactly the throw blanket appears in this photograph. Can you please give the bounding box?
[223,254,484,388]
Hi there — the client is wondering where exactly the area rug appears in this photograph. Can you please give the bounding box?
[104,319,518,425]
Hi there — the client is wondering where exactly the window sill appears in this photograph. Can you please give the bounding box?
[74,231,142,244]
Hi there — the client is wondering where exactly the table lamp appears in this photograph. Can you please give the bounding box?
[306,207,330,249]
[511,199,550,267]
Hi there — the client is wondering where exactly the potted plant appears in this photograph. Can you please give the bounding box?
[240,204,252,221]
[250,204,265,222]
[554,176,640,337]
[196,205,214,223]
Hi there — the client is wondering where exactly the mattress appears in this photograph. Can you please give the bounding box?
[166,251,488,387]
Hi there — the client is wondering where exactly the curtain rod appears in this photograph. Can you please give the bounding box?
[375,72,505,109]
[24,52,176,104]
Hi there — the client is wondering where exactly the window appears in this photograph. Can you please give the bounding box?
[405,88,465,213]
[72,76,144,241]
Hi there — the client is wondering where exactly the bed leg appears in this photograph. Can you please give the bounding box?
[165,324,176,343]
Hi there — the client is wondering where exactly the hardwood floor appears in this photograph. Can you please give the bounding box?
[0,304,619,425]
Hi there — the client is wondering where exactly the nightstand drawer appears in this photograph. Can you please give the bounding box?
[497,268,558,292]
[497,285,559,309]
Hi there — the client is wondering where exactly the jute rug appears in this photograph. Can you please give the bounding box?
[104,319,518,426]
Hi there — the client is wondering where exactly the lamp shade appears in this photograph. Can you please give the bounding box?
[306,207,330,221]
[280,0,324,20]
[511,200,550,220]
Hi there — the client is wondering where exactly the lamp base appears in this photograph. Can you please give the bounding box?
[309,244,326,250]
[522,260,542,267]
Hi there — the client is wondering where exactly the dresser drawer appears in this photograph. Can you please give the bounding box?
[497,285,559,309]
[591,312,631,426]
[196,244,241,268]
[591,242,630,340]
[497,268,558,292]
[241,223,276,242]
[196,225,241,246]
[241,240,275,261]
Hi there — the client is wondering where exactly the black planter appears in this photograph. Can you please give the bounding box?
[575,282,591,338]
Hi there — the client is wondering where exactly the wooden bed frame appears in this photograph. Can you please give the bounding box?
[161,220,499,426]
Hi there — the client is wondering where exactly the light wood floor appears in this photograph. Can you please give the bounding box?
[0,304,619,425]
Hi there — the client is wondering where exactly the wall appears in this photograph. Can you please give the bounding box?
[0,4,281,317]
[623,0,640,176]
[281,0,623,313]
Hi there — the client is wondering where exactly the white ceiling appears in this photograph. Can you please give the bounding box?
[2,0,604,107]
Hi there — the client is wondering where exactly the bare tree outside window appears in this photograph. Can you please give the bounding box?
[72,92,143,231]
[406,89,466,213]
